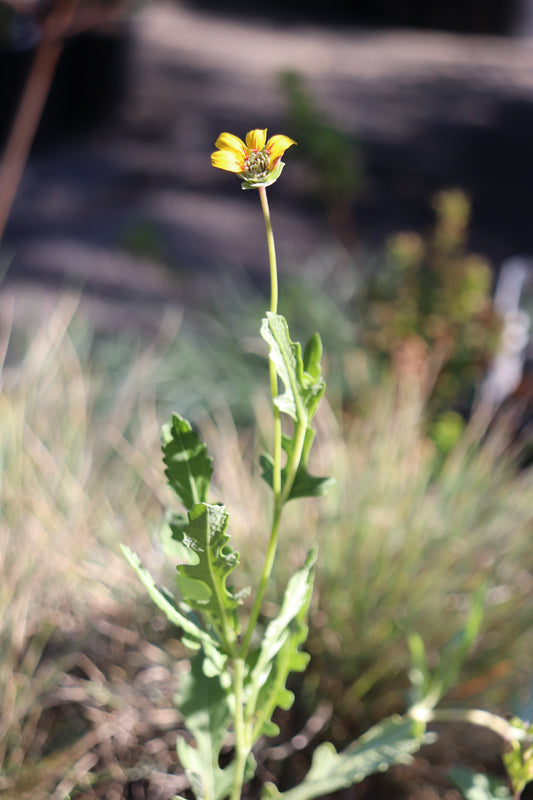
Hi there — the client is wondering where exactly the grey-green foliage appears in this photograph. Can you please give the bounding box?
[175,502,242,645]
[175,652,255,800]
[247,549,317,739]
[124,313,333,798]
[262,715,431,800]
[449,767,512,800]
[123,312,430,799]
[162,414,213,509]
[502,717,533,797]
[260,314,333,501]
[261,315,325,422]
[120,544,228,674]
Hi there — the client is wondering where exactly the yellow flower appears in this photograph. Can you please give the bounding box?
[211,128,296,189]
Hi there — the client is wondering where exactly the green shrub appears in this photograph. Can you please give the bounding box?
[361,190,501,418]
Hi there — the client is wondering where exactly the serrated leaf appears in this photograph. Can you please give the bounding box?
[159,511,190,564]
[449,767,512,800]
[260,315,330,504]
[260,314,299,420]
[502,717,533,797]
[121,545,226,672]
[247,550,316,739]
[176,503,241,642]
[303,333,322,380]
[250,548,316,682]
[162,413,213,510]
[262,715,430,800]
[260,313,325,424]
[179,746,256,800]
[252,615,311,738]
[179,738,253,800]
[175,651,256,800]
[260,428,333,501]
[175,651,231,800]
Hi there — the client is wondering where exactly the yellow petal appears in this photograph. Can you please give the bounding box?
[215,132,247,157]
[245,129,267,151]
[266,134,296,162]
[211,149,243,172]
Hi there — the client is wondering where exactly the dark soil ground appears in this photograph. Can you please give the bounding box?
[31,609,513,800]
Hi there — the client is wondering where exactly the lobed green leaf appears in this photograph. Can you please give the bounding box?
[449,767,512,800]
[176,503,242,643]
[260,428,333,501]
[502,717,533,797]
[159,510,190,563]
[260,313,325,424]
[162,413,213,510]
[262,715,431,800]
[247,549,316,738]
[176,651,257,800]
[120,545,226,672]
[260,314,330,501]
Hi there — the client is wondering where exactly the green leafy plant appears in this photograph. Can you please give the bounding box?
[123,129,431,800]
[122,129,533,800]
[361,189,500,417]
[419,710,532,800]
[503,718,533,799]
[450,767,512,800]
[406,614,533,800]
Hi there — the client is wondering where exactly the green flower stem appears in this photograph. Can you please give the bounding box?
[240,502,283,657]
[230,658,250,800]
[239,187,284,657]
[233,185,302,799]
[260,185,283,499]
[269,373,282,499]
[279,420,307,506]
[410,707,527,743]
[213,579,238,658]
[259,186,278,315]
[232,507,283,795]
[250,649,289,742]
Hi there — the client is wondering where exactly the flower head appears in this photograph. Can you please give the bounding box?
[211,128,296,189]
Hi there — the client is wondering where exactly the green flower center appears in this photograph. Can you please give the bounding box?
[242,149,270,179]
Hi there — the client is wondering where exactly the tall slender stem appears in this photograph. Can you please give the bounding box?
[233,186,290,799]
[240,186,283,655]
[259,186,278,315]
[259,185,282,496]
[410,706,526,742]
[230,658,249,800]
